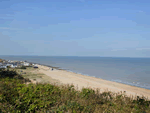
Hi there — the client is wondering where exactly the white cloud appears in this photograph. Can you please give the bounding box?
[136,48,150,50]
[137,10,145,13]
[111,49,127,51]
[138,11,144,13]
[0,27,21,30]
[78,0,85,2]
[111,48,150,51]
[0,27,11,30]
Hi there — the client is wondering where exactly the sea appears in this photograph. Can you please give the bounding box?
[1,55,150,90]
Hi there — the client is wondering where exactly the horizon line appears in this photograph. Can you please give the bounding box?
[0,55,150,59]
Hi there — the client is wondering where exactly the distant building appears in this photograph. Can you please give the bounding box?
[6,64,13,67]
[10,65,17,68]
[10,61,14,63]
[23,62,30,66]
[0,66,7,69]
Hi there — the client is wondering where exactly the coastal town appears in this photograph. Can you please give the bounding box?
[0,59,38,69]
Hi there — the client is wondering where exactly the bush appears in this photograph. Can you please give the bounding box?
[0,69,150,112]
[6,66,11,69]
[20,66,26,69]
[0,69,17,78]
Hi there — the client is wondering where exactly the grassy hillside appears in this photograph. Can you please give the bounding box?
[0,69,150,113]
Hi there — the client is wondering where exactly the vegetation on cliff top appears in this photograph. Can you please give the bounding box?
[0,69,150,113]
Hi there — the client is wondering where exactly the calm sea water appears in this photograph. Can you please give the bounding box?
[1,56,150,89]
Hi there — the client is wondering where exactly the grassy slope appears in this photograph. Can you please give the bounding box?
[0,69,150,113]
[14,67,60,85]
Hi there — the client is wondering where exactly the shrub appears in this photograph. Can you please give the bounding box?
[0,69,17,78]
[20,66,26,69]
[0,69,150,112]
[6,66,11,69]
[80,88,95,99]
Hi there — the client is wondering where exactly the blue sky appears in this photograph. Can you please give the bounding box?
[0,0,150,57]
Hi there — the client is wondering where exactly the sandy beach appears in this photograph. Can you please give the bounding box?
[35,64,150,99]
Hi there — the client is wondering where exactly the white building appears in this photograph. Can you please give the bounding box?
[6,64,13,67]
[10,65,17,68]
[10,61,14,63]
[23,62,30,66]
[0,66,7,69]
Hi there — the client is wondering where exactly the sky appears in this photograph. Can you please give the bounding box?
[0,0,150,57]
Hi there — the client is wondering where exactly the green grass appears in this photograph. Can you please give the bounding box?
[0,69,150,113]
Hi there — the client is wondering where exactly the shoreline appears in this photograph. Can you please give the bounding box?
[37,64,150,99]
[1,58,150,99]
[1,57,150,90]
[35,62,150,90]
